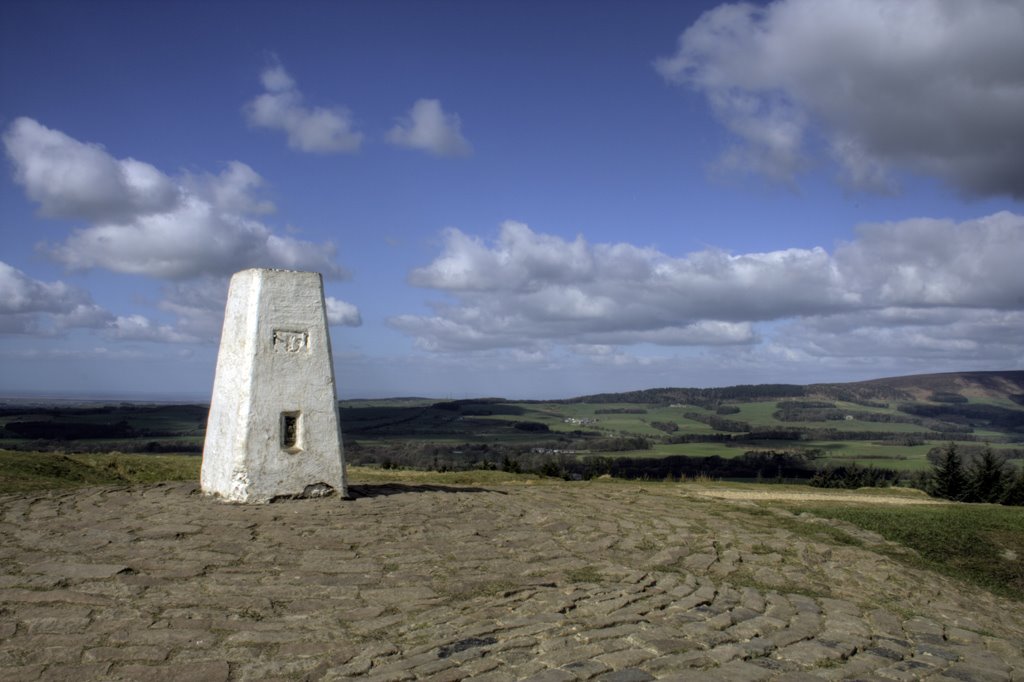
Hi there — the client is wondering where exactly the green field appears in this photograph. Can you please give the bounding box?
[2,397,1021,475]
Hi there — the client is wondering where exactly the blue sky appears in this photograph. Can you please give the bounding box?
[2,0,1022,400]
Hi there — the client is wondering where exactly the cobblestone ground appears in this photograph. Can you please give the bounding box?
[1,481,1022,681]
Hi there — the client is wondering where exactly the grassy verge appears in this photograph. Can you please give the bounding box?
[0,453,543,493]
[0,450,200,493]
[785,502,1024,601]
[347,467,547,485]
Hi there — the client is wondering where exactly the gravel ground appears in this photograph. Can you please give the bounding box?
[1,480,1021,681]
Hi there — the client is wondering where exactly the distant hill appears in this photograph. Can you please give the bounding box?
[809,371,1024,404]
[561,384,806,407]
[566,370,1024,407]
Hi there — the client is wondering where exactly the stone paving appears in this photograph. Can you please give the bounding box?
[1,480,1022,681]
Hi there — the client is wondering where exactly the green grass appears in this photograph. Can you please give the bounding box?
[347,466,547,485]
[574,439,935,469]
[572,438,1022,472]
[730,401,778,425]
[510,402,716,437]
[0,452,547,493]
[565,565,606,584]
[0,404,207,433]
[580,442,751,460]
[800,441,930,470]
[338,398,436,408]
[786,503,1024,601]
[0,450,200,493]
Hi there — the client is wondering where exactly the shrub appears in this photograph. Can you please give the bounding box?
[708,415,750,433]
[810,463,899,489]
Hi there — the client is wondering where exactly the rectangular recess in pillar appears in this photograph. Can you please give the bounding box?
[273,329,309,353]
[281,411,302,453]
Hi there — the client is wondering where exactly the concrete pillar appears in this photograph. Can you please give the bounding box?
[201,268,346,502]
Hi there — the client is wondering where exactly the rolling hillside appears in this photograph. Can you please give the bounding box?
[566,370,1024,406]
[809,370,1024,404]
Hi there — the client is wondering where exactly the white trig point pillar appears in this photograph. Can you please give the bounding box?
[201,268,346,503]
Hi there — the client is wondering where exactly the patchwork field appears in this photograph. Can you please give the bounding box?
[2,371,1022,481]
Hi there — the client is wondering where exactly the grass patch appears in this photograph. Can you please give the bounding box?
[347,466,546,485]
[0,456,562,493]
[725,568,833,600]
[565,565,605,584]
[789,503,1024,601]
[0,450,200,493]
[748,511,866,548]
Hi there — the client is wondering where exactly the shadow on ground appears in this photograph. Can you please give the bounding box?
[344,483,503,499]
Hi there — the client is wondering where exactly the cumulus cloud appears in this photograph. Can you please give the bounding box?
[244,62,363,154]
[0,261,114,335]
[3,118,347,280]
[386,99,473,157]
[157,277,234,342]
[325,296,362,327]
[779,309,1024,365]
[3,117,179,221]
[54,304,115,330]
[3,118,360,346]
[834,211,1024,309]
[107,314,199,343]
[0,261,87,315]
[122,280,362,348]
[656,0,1024,197]
[391,214,1024,369]
[0,261,212,343]
[152,280,362,344]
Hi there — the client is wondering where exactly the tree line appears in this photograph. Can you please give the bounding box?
[929,443,1024,505]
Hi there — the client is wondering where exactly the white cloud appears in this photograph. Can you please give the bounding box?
[574,322,757,347]
[391,214,1024,371]
[0,261,114,335]
[780,309,1024,364]
[107,314,199,343]
[0,347,149,361]
[3,117,179,221]
[834,211,1024,309]
[158,277,233,342]
[244,62,363,154]
[54,304,116,330]
[325,296,362,327]
[4,118,348,280]
[386,99,472,157]
[3,119,359,347]
[186,161,275,215]
[656,0,1024,196]
[0,261,87,315]
[154,277,364,343]
[0,261,211,343]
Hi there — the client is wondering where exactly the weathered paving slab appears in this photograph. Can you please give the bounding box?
[1,481,1022,681]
